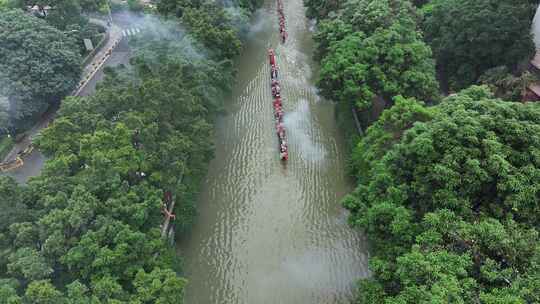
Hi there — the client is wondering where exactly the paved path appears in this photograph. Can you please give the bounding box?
[1,18,124,165]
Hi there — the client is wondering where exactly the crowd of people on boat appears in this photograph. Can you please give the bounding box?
[277,0,287,43]
[269,49,288,161]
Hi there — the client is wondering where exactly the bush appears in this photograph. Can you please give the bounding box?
[0,135,13,160]
[128,0,143,12]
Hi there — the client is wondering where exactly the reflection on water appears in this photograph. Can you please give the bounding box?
[177,0,370,303]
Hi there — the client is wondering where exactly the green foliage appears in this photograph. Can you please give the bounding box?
[318,20,438,111]
[346,86,540,302]
[65,21,104,56]
[12,0,86,29]
[235,0,263,12]
[424,0,535,90]
[23,280,63,304]
[319,25,437,109]
[131,268,187,303]
[43,0,84,29]
[310,0,439,117]
[0,10,81,124]
[127,0,143,12]
[350,96,434,181]
[0,135,13,159]
[303,0,340,19]
[18,0,110,25]
[0,0,257,300]
[78,0,107,12]
[181,3,242,59]
[0,283,22,304]
[308,0,540,302]
[314,0,420,59]
[479,66,537,102]
[157,1,243,59]
[157,0,200,17]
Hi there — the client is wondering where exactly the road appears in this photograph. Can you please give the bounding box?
[1,17,131,183]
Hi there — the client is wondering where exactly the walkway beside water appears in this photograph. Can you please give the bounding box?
[176,0,369,303]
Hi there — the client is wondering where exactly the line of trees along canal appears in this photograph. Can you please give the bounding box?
[305,0,540,302]
[0,0,261,302]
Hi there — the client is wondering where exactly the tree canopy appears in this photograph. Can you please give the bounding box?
[0,1,253,301]
[344,86,540,303]
[313,0,420,60]
[423,0,536,90]
[304,0,340,19]
[350,95,434,181]
[0,9,81,125]
[318,22,438,111]
[157,0,244,59]
[304,0,540,302]
[313,0,439,112]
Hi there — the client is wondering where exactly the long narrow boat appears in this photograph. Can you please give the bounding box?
[277,0,287,43]
[268,49,288,161]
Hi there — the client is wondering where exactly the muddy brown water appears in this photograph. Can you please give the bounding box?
[176,0,369,303]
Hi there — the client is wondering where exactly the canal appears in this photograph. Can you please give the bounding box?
[176,0,369,303]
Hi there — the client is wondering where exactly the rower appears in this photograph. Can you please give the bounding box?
[268,49,275,65]
[271,67,278,79]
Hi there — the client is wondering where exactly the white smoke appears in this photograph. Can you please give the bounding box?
[283,99,327,162]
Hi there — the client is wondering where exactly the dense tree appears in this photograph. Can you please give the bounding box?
[17,0,108,18]
[131,268,187,303]
[181,3,242,59]
[350,96,434,181]
[479,66,537,102]
[411,0,429,7]
[11,0,86,29]
[0,3,251,299]
[344,86,540,302]
[424,0,536,90]
[318,20,438,111]
[308,0,438,132]
[313,0,419,59]
[78,0,107,12]
[23,280,63,304]
[0,10,81,125]
[156,0,199,17]
[306,0,540,302]
[156,0,243,59]
[233,0,263,12]
[304,0,341,19]
[0,177,28,232]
